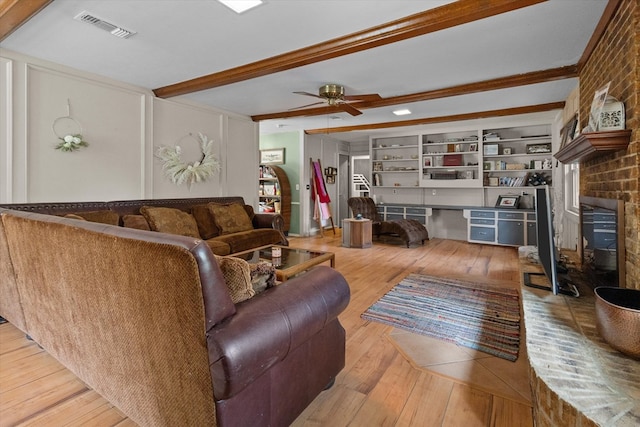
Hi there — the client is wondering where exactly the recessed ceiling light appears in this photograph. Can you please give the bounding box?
[218,0,263,14]
[393,109,412,116]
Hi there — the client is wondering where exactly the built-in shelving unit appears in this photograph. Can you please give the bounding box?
[482,126,553,190]
[371,135,420,188]
[421,131,482,188]
[369,122,555,207]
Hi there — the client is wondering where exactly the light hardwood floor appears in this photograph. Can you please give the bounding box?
[0,233,533,427]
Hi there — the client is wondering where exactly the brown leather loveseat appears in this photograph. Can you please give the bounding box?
[0,203,350,426]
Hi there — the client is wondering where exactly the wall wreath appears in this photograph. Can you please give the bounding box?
[52,100,88,152]
[156,132,220,187]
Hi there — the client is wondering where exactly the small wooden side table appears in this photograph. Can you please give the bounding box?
[342,218,372,248]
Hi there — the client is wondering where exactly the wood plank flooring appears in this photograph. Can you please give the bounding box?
[0,233,532,426]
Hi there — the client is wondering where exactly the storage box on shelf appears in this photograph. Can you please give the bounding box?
[371,135,420,188]
[421,131,482,188]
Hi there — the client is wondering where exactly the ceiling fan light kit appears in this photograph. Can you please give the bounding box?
[319,84,345,104]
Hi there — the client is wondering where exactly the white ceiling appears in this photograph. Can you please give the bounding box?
[1,0,608,143]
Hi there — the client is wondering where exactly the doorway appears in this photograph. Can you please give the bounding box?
[338,153,350,224]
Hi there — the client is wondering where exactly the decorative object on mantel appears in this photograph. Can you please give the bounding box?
[586,81,610,132]
[554,129,632,163]
[598,96,625,131]
[155,132,220,188]
[52,99,88,152]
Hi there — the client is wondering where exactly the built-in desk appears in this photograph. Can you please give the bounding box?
[375,203,535,246]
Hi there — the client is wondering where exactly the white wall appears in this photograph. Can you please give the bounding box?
[303,134,341,236]
[0,49,258,204]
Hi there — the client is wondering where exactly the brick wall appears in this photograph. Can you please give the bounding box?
[580,0,639,289]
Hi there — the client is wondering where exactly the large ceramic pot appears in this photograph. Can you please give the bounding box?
[594,286,640,359]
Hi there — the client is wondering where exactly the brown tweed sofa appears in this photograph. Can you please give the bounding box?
[0,207,350,426]
[0,196,287,255]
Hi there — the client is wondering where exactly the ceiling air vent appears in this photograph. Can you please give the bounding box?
[73,11,136,39]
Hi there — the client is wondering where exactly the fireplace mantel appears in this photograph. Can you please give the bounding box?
[554,129,632,163]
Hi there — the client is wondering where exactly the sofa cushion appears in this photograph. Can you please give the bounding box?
[214,255,255,303]
[191,204,220,239]
[140,206,200,238]
[212,228,283,253]
[205,239,231,256]
[67,210,119,225]
[209,203,253,235]
[122,214,151,231]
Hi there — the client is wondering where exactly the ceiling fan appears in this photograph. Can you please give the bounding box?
[292,84,382,116]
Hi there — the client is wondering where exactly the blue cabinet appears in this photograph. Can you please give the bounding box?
[464,209,536,247]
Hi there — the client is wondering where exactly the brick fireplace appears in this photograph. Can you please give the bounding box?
[579,0,639,290]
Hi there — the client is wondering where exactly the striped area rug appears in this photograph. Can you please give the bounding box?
[362,274,521,361]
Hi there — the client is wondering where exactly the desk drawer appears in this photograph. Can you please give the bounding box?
[498,212,524,220]
[470,226,495,242]
[387,213,404,221]
[470,210,494,219]
[386,207,404,214]
[406,207,425,215]
[471,218,495,225]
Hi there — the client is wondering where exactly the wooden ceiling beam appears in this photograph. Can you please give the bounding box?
[153,0,546,98]
[251,66,578,121]
[304,102,565,135]
[0,0,53,41]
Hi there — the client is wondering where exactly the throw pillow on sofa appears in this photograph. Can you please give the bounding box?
[191,204,220,239]
[140,206,200,238]
[122,214,151,231]
[208,203,253,235]
[65,210,119,225]
[214,255,255,303]
[214,255,276,303]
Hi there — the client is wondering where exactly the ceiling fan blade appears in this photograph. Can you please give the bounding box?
[338,103,363,116]
[343,93,382,102]
[289,101,325,110]
[293,91,323,99]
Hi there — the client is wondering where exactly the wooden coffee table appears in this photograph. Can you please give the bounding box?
[233,245,335,282]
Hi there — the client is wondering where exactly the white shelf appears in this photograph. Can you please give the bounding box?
[484,168,552,173]
[372,145,419,150]
[425,165,477,170]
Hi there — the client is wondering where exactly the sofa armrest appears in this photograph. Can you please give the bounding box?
[253,212,288,245]
[206,266,349,400]
[253,212,283,231]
